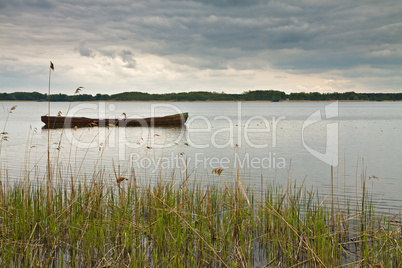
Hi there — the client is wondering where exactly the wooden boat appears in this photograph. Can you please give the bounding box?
[41,112,188,128]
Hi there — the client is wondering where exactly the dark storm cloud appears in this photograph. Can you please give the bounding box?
[89,0,400,72]
[1,0,401,92]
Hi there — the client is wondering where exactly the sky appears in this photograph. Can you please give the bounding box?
[1,0,402,95]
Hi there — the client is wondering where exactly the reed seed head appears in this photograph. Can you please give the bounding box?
[212,168,224,176]
[116,176,128,184]
[74,86,84,94]
[9,105,17,113]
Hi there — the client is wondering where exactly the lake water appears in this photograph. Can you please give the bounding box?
[1,101,401,212]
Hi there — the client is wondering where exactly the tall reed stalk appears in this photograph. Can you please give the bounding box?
[0,105,16,158]
[47,61,54,198]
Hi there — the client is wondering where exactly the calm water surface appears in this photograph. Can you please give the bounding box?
[1,101,401,212]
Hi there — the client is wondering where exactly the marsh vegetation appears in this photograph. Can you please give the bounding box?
[1,166,401,267]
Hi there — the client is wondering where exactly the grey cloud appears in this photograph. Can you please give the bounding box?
[0,0,55,9]
[77,45,136,69]
[0,55,18,61]
[119,50,136,69]
[167,0,267,7]
[76,41,95,57]
[99,49,117,59]
[1,0,401,92]
[5,0,402,71]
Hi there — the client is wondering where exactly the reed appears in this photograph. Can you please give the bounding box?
[47,61,54,199]
[0,163,401,267]
[0,105,17,158]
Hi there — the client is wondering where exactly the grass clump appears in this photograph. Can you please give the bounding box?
[0,174,401,267]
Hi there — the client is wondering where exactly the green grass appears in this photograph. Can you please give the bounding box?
[0,172,401,267]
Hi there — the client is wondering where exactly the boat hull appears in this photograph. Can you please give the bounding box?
[41,113,188,128]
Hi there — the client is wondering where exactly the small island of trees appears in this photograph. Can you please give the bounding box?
[1,90,401,102]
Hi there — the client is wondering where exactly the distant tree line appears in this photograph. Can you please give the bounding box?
[1,90,401,102]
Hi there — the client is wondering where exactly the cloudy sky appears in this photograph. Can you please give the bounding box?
[1,0,401,95]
